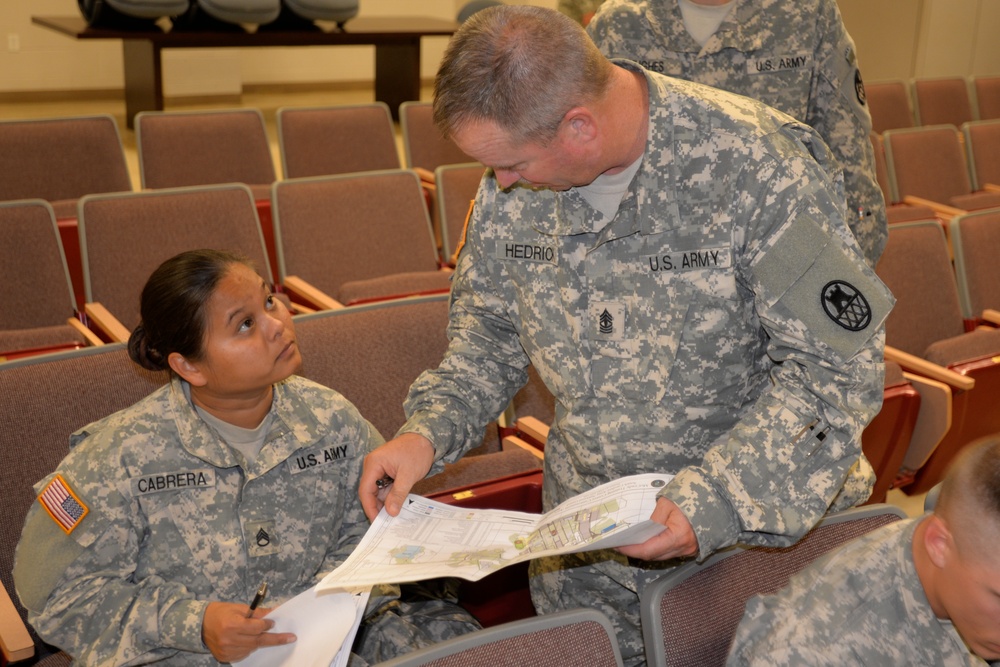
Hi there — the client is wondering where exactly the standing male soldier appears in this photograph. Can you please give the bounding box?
[360,6,893,665]
[588,0,887,266]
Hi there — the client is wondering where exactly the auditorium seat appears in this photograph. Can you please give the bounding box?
[0,114,133,312]
[639,504,906,667]
[271,170,452,310]
[0,200,101,362]
[973,75,1000,120]
[883,124,1000,225]
[294,294,544,627]
[0,344,168,666]
[869,132,940,225]
[135,108,280,278]
[876,220,1000,494]
[434,162,486,266]
[864,80,914,135]
[950,208,1000,327]
[961,119,1000,192]
[912,77,974,128]
[374,608,623,667]
[77,184,275,342]
[277,102,401,179]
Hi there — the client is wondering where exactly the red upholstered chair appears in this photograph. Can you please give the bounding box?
[912,77,974,128]
[434,162,486,267]
[865,80,914,135]
[883,125,1000,227]
[639,505,906,667]
[950,208,1000,327]
[961,119,1000,193]
[0,344,168,666]
[0,200,101,361]
[271,170,452,310]
[375,608,623,667]
[77,184,275,342]
[0,114,133,312]
[876,220,1000,494]
[870,132,940,225]
[277,102,401,178]
[135,108,280,279]
[973,75,1000,120]
[293,294,544,628]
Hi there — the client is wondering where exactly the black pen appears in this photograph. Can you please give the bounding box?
[247,581,267,618]
[375,475,394,490]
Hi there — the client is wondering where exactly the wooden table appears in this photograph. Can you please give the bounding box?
[32,15,457,127]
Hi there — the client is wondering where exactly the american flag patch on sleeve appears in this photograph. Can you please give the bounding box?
[39,474,89,534]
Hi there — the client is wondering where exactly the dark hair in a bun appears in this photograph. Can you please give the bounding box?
[127,249,251,372]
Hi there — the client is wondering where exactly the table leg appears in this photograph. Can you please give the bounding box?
[122,39,163,129]
[375,40,421,121]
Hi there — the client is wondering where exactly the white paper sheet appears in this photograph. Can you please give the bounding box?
[319,473,673,589]
[233,585,371,667]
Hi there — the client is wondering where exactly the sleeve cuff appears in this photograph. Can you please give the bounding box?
[660,467,740,561]
[397,413,464,467]
[160,598,212,653]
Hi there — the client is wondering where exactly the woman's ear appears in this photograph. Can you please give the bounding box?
[168,352,207,387]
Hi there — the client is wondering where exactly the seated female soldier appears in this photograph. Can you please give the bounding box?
[14,249,477,665]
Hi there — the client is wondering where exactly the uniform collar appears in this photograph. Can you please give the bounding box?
[647,0,763,55]
[529,60,682,240]
[169,375,322,478]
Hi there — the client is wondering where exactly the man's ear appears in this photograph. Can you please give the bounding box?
[923,514,954,570]
[562,106,598,144]
[168,352,208,387]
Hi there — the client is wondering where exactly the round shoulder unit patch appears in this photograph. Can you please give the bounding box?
[822,280,872,331]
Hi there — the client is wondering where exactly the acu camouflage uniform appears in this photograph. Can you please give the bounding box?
[402,61,892,666]
[15,375,477,666]
[588,0,887,266]
[729,519,995,666]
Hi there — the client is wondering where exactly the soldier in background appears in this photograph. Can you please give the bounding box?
[558,0,606,25]
[588,0,887,267]
[729,435,1000,666]
[360,6,892,665]
[13,250,478,666]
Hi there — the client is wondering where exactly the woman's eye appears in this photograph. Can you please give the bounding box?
[265,294,275,309]
[239,317,254,332]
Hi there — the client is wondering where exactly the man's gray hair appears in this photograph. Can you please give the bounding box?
[433,4,613,146]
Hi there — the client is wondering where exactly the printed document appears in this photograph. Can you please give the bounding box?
[233,585,370,667]
[319,473,672,590]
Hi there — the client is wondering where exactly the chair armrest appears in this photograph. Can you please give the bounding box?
[413,167,436,186]
[899,372,953,471]
[84,302,131,343]
[900,196,964,221]
[67,316,104,346]
[0,578,34,663]
[983,183,1000,193]
[514,416,550,449]
[884,346,975,392]
[501,435,545,460]
[982,309,1000,326]
[281,276,344,311]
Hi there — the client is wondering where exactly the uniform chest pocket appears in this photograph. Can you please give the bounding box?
[744,53,814,121]
[586,271,757,407]
[585,286,691,404]
[134,483,229,591]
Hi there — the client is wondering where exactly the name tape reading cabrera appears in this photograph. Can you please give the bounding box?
[130,469,216,496]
